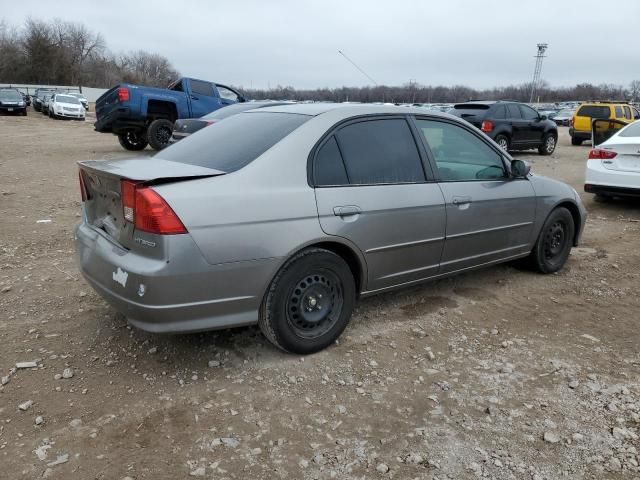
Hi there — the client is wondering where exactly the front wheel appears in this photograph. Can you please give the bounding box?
[495,134,510,151]
[259,248,356,354]
[147,119,174,151]
[527,207,575,273]
[538,133,557,155]
[118,132,149,151]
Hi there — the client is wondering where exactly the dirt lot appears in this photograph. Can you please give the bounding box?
[1,110,639,480]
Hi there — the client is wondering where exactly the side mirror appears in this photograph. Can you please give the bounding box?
[511,159,531,178]
[540,114,547,120]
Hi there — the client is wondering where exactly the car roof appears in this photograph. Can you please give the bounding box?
[252,102,458,118]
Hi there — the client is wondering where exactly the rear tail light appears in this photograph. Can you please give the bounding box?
[117,87,129,102]
[481,120,493,133]
[78,170,90,202]
[121,180,187,235]
[205,120,216,126]
[588,149,617,160]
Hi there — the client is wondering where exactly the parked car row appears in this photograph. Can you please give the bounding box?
[33,88,88,113]
[41,93,86,120]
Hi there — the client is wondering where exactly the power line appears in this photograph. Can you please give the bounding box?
[338,50,378,86]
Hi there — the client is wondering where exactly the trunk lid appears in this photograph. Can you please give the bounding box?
[78,158,224,251]
[599,142,640,173]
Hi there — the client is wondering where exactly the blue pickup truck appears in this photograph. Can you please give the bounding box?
[94,78,246,151]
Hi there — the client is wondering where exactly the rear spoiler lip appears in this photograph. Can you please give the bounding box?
[77,158,226,183]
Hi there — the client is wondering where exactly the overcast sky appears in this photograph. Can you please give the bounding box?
[3,0,639,90]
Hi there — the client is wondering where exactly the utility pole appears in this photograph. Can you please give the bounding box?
[529,43,548,104]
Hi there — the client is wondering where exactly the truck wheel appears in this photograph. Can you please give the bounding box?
[147,119,174,151]
[118,132,148,151]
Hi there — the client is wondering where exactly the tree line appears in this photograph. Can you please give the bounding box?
[0,18,179,88]
[1,17,638,105]
[242,80,640,105]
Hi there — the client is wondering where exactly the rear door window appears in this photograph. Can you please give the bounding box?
[615,106,624,118]
[623,106,632,120]
[507,104,522,119]
[314,136,349,186]
[492,105,506,119]
[190,80,215,97]
[334,118,425,185]
[158,112,309,172]
[577,105,611,118]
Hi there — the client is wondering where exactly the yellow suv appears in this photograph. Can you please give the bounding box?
[570,102,640,145]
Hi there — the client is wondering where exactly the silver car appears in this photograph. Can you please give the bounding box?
[75,104,586,354]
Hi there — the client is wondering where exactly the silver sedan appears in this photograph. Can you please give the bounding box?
[75,104,586,354]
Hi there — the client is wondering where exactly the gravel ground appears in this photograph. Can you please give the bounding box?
[1,110,639,480]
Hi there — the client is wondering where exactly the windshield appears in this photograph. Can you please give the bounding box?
[56,95,81,104]
[158,111,310,172]
[0,90,22,101]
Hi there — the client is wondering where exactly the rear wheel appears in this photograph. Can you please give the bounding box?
[147,119,174,151]
[259,248,356,354]
[118,131,148,151]
[538,133,557,155]
[571,136,582,146]
[495,134,510,151]
[527,207,574,273]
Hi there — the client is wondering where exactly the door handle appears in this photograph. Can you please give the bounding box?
[333,205,361,217]
[190,95,199,100]
[452,196,472,205]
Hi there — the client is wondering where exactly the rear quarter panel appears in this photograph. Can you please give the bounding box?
[153,113,361,267]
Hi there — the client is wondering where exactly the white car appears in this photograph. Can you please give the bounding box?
[67,92,89,110]
[585,120,640,198]
[48,94,86,120]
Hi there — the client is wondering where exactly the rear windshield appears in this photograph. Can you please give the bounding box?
[577,105,610,119]
[449,104,490,119]
[619,121,640,137]
[158,111,310,172]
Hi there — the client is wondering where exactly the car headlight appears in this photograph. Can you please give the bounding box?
[18,101,24,106]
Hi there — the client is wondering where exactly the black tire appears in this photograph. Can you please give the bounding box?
[495,134,510,152]
[538,133,557,155]
[147,119,174,151]
[118,132,148,151]
[259,248,356,354]
[527,207,575,274]
[571,137,582,146]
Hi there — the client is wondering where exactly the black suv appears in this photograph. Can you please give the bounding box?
[448,101,558,155]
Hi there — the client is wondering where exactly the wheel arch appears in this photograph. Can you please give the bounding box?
[262,238,368,303]
[554,200,582,246]
[146,99,178,122]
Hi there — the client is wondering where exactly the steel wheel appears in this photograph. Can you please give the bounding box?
[286,270,344,339]
[527,207,575,274]
[543,221,566,261]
